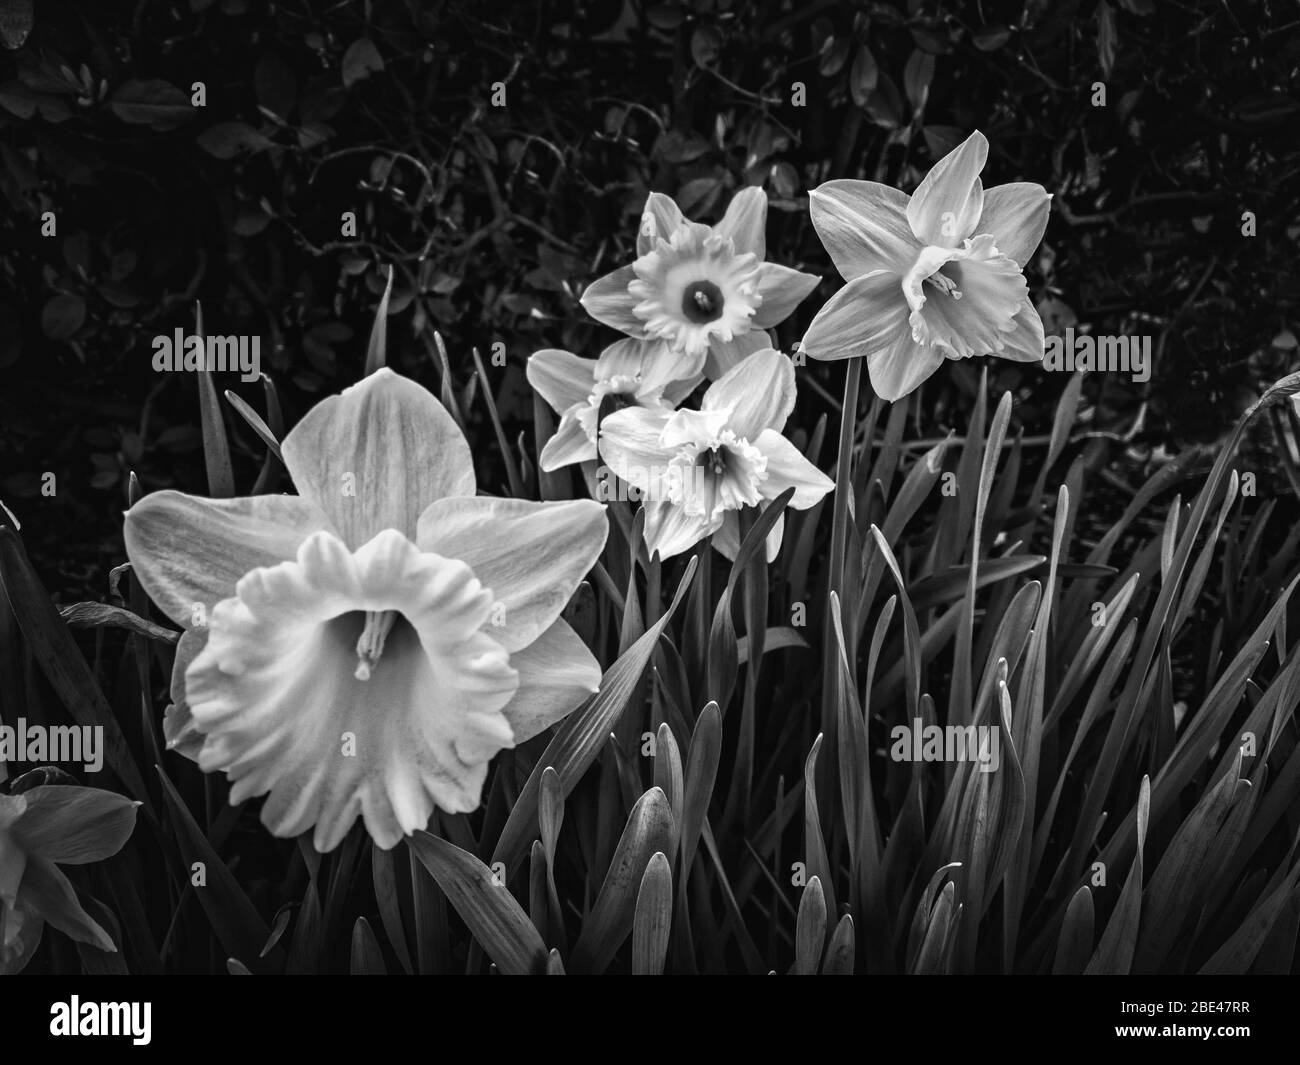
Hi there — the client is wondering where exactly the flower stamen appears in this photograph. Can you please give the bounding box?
[926,270,962,300]
[682,281,725,324]
[354,609,398,681]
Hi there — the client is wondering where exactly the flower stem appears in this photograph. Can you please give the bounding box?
[821,358,862,746]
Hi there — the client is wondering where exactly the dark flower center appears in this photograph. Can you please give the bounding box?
[697,446,729,477]
[597,390,635,427]
[682,281,724,324]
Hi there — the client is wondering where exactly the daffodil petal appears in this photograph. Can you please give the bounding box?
[711,508,784,563]
[643,500,714,561]
[19,856,115,952]
[163,627,208,760]
[593,337,648,380]
[185,529,519,851]
[527,348,595,412]
[714,186,768,258]
[978,182,1052,268]
[867,333,947,402]
[11,786,138,865]
[907,130,988,248]
[124,490,333,629]
[540,414,597,471]
[638,192,687,254]
[997,298,1046,363]
[703,347,796,438]
[809,180,916,280]
[280,368,474,551]
[598,407,675,493]
[580,265,646,336]
[0,813,27,904]
[634,340,706,397]
[800,271,910,362]
[502,619,601,744]
[662,372,705,407]
[661,408,731,449]
[754,430,834,508]
[751,264,821,329]
[704,328,770,379]
[416,497,608,653]
[0,901,44,975]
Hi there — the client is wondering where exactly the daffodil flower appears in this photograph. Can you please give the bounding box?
[580,188,821,379]
[597,347,833,561]
[527,338,703,472]
[124,369,609,852]
[801,130,1050,401]
[0,782,139,973]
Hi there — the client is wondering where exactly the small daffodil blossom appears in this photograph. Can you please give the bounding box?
[597,347,833,561]
[580,188,821,379]
[801,130,1051,401]
[0,783,139,974]
[125,369,609,852]
[526,338,703,472]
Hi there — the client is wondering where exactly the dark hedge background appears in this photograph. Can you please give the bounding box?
[1,0,1297,600]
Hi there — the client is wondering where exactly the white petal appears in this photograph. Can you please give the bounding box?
[809,180,916,280]
[703,347,796,438]
[598,407,675,493]
[125,490,333,629]
[907,130,988,248]
[713,186,768,258]
[751,264,821,329]
[867,332,946,402]
[800,271,910,363]
[978,182,1052,268]
[704,328,770,379]
[527,348,595,412]
[580,265,646,336]
[633,340,706,398]
[416,497,608,653]
[998,299,1046,363]
[164,627,207,760]
[710,508,784,563]
[662,373,705,407]
[540,414,597,471]
[501,619,601,744]
[642,500,714,561]
[638,192,687,254]
[11,786,137,865]
[281,368,474,550]
[754,430,834,508]
[661,407,730,449]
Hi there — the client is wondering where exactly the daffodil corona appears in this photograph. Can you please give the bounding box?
[125,369,609,852]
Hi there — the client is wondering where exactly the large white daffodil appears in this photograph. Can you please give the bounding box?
[597,347,833,561]
[801,130,1051,401]
[125,369,609,852]
[579,188,821,379]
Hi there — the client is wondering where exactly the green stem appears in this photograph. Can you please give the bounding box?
[821,358,863,745]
